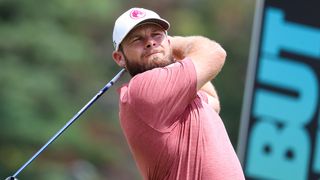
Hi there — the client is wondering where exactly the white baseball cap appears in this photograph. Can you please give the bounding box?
[112,7,170,51]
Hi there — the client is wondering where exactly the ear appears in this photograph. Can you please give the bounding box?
[112,51,126,67]
[167,35,171,44]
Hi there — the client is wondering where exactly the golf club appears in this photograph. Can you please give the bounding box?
[6,68,126,180]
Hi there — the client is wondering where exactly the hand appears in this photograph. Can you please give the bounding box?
[168,36,186,61]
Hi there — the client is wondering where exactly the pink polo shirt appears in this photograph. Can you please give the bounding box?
[118,58,245,180]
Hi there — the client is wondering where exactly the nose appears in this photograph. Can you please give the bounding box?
[145,37,157,49]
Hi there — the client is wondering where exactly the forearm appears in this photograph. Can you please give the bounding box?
[201,81,218,99]
[170,36,211,60]
[201,81,221,113]
[169,36,226,90]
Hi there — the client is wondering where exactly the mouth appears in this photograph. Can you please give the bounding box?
[145,51,161,57]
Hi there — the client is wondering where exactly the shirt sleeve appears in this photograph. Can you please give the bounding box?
[126,58,197,132]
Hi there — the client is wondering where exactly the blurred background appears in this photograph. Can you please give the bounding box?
[0,0,255,179]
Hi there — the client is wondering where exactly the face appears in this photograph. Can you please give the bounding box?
[113,23,174,76]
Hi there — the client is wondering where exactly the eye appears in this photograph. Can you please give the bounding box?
[130,36,142,44]
[152,32,164,40]
[152,32,162,37]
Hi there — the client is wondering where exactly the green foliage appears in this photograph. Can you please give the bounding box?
[0,0,254,179]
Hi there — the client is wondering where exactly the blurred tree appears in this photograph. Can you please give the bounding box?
[0,0,255,179]
[0,0,138,179]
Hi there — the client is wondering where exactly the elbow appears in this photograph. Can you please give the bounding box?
[217,43,227,65]
[210,43,227,71]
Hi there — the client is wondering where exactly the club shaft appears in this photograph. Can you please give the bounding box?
[12,69,126,178]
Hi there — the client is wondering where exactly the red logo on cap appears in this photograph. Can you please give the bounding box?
[130,9,146,19]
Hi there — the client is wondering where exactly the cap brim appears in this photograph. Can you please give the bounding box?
[136,18,170,30]
[115,18,170,51]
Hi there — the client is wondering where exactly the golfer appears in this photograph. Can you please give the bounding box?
[111,7,245,179]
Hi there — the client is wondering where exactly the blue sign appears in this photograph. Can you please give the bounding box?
[238,0,320,179]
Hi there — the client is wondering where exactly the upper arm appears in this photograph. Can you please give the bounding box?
[187,38,226,90]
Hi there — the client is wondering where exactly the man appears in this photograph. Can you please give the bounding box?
[112,7,245,180]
